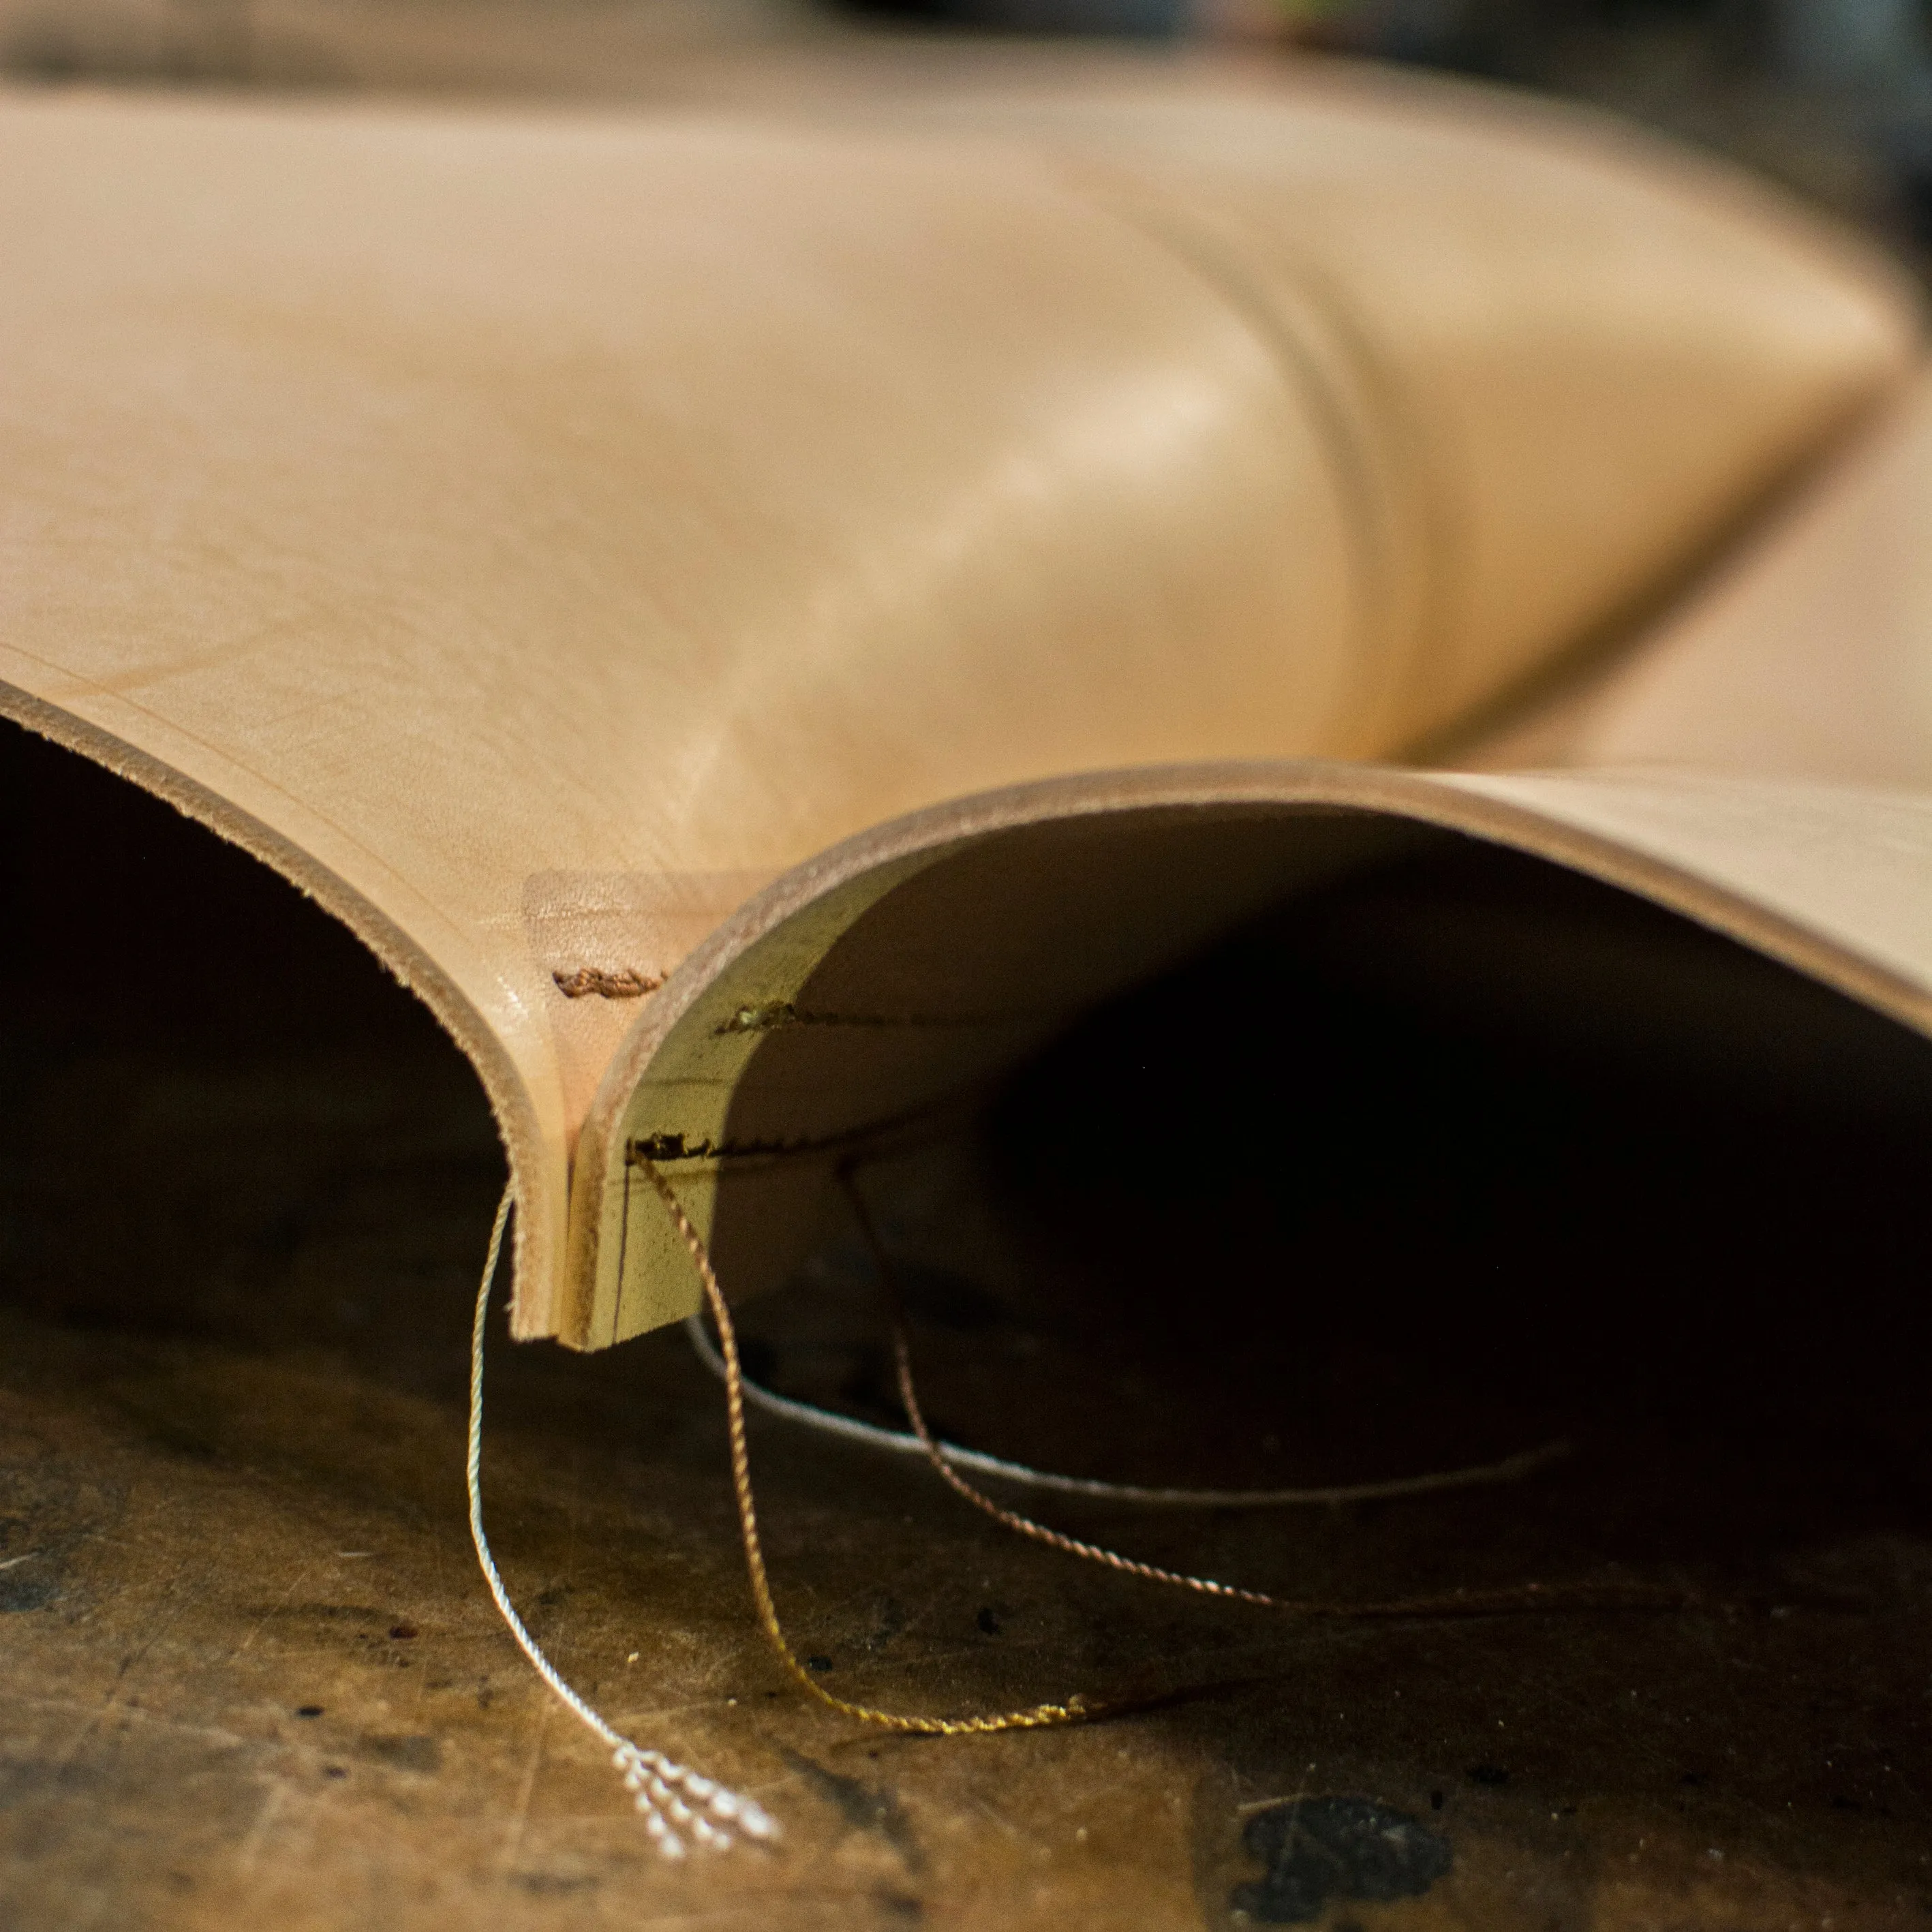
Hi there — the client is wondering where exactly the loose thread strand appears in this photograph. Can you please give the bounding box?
[635,1161,1691,1755]
[638,1158,1090,1734]
[837,1172,1693,1624]
[467,1183,779,1854]
[680,1312,1571,1507]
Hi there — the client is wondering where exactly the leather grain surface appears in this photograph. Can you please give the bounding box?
[1467,371,1932,784]
[0,65,1918,1339]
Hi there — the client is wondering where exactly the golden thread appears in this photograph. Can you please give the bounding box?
[638,1158,1089,1734]
[639,1157,1692,1739]
[837,1170,1692,1625]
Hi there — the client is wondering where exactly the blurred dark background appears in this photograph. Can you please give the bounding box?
[3,0,1929,274]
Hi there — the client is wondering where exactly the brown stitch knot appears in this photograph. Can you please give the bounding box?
[553,967,663,1000]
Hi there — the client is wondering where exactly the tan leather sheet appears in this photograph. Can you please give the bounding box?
[0,65,1922,1343]
[1467,368,1932,786]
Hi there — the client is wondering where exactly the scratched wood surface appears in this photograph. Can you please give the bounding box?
[5,731,1932,1931]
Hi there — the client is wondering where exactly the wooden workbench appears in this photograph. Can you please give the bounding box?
[3,730,1929,1930]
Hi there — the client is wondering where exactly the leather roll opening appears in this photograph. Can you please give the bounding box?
[713,825,1932,1562]
[8,717,1930,1597]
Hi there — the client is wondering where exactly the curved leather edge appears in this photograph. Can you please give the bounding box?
[566,756,1932,1347]
[0,681,556,1332]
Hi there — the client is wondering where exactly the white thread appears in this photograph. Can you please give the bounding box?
[468,1185,778,1856]
[683,1313,1568,1508]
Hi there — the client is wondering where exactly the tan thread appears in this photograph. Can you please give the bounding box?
[628,1120,906,1167]
[554,967,663,1000]
[716,1001,1007,1036]
[639,1158,1089,1734]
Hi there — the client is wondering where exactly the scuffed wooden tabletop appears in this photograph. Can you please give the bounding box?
[3,731,1930,1929]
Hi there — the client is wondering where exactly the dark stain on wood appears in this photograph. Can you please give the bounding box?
[780,1749,926,1877]
[1231,1797,1452,1925]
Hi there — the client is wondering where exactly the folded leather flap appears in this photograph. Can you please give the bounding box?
[566,761,1932,1347]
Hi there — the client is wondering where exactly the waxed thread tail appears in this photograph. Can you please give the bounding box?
[467,1182,780,1854]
